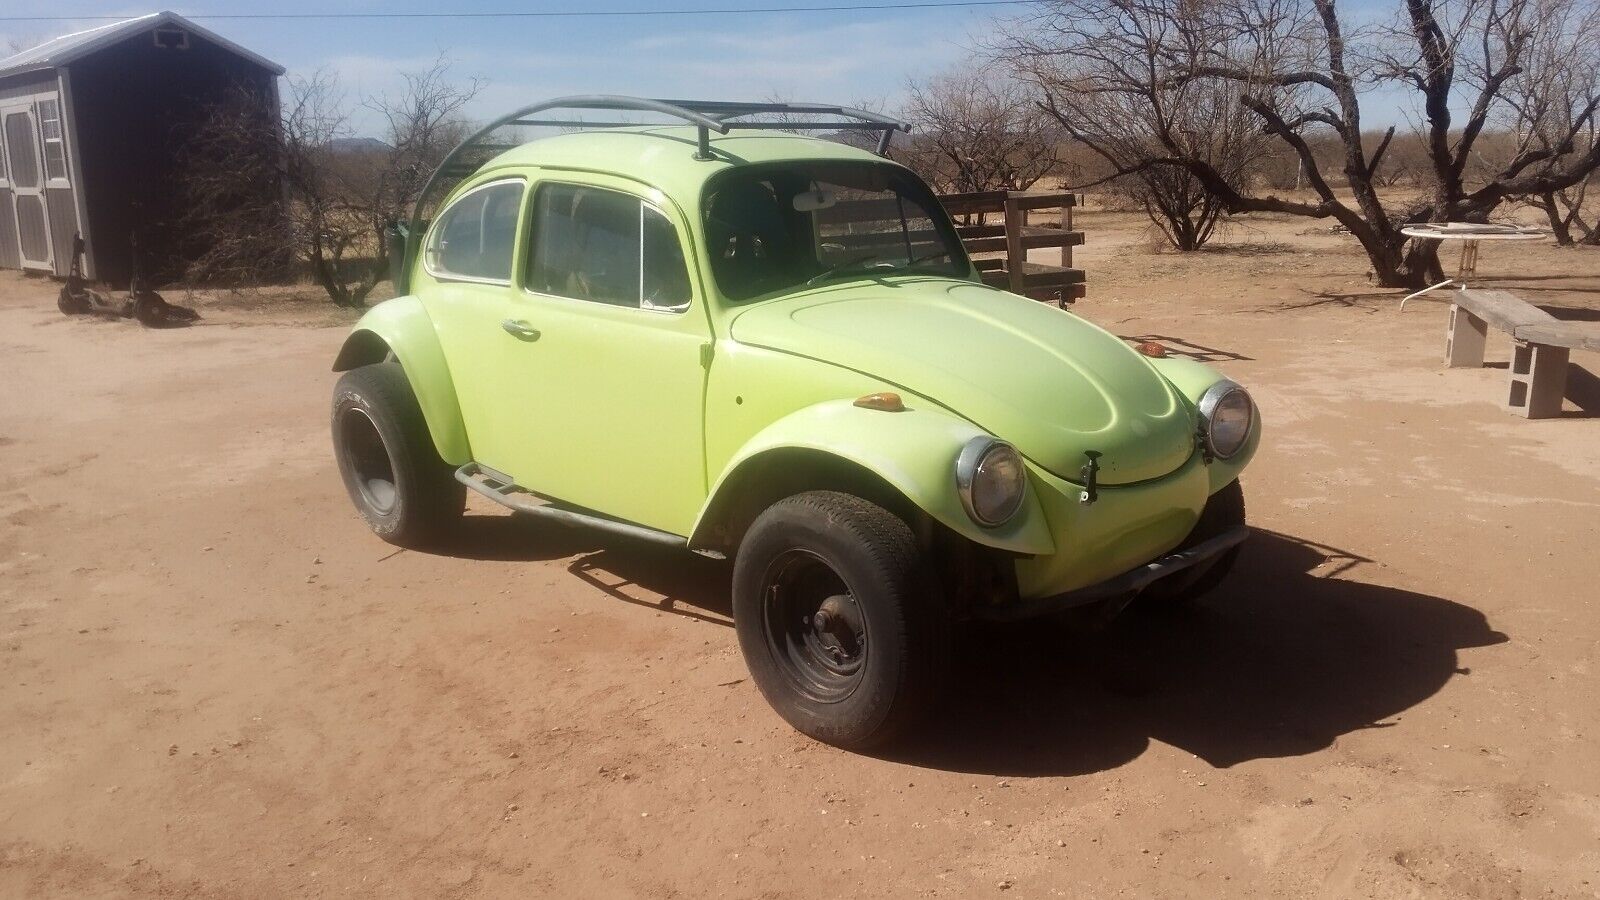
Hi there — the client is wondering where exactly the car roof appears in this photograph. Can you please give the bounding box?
[474,125,895,209]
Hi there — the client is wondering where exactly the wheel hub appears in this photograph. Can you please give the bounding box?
[809,594,863,665]
[763,550,869,703]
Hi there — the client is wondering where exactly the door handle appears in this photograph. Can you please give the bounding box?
[501,319,541,340]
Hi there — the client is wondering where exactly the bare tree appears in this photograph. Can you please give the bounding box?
[999,0,1283,250]
[998,0,1600,287]
[182,57,480,306]
[1496,0,1600,243]
[896,66,1061,195]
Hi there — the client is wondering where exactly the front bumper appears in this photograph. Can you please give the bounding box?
[975,524,1249,621]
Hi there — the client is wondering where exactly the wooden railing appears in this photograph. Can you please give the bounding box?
[938,189,1085,306]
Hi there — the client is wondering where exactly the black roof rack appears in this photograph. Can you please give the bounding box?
[395,96,910,294]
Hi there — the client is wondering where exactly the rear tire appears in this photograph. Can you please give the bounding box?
[331,361,464,547]
[732,491,949,750]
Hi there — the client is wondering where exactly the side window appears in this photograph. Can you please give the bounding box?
[642,205,692,310]
[425,180,523,282]
[528,183,691,312]
[37,99,67,182]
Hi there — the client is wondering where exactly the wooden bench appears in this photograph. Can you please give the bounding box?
[1446,289,1600,418]
[937,189,1085,306]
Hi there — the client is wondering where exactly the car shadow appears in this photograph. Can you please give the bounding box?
[433,513,612,562]
[432,512,736,622]
[883,529,1506,775]
[431,516,1504,775]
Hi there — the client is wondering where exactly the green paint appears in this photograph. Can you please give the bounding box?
[332,125,1261,599]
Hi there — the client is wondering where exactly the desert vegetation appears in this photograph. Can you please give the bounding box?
[167,0,1599,304]
[180,57,479,307]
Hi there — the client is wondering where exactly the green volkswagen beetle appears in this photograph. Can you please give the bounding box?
[330,97,1259,749]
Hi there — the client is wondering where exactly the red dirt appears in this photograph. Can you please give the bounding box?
[2,211,1598,898]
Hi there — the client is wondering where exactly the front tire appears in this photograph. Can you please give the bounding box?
[732,491,949,749]
[1153,479,1246,605]
[331,361,464,547]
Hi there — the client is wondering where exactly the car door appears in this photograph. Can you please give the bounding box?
[490,176,711,537]
[413,177,528,465]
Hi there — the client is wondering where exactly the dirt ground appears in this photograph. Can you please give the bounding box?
[3,209,1599,899]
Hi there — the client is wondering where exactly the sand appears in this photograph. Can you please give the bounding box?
[2,208,1598,898]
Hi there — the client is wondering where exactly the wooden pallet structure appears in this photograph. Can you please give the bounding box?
[939,189,1085,305]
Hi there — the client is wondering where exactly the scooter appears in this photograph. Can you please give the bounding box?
[57,233,198,327]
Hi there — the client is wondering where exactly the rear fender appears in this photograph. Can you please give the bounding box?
[692,400,1055,556]
[331,296,471,465]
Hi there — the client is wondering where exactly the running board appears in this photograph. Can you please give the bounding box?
[454,463,688,549]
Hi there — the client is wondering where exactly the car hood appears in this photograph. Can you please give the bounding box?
[728,279,1198,485]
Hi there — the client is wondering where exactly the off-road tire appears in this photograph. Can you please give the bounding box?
[732,491,950,750]
[331,361,464,547]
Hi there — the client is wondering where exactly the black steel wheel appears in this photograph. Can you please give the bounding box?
[733,491,949,749]
[762,549,870,703]
[331,361,464,547]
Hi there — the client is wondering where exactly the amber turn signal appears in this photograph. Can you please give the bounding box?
[853,392,906,412]
[1136,341,1168,358]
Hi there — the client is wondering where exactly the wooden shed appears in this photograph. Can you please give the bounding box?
[0,11,283,285]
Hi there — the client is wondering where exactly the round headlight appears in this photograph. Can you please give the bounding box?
[1198,382,1254,460]
[956,438,1026,527]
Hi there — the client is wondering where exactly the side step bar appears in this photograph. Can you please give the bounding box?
[454,463,688,549]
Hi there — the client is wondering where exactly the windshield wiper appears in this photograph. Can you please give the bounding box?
[903,248,952,268]
[805,248,953,288]
[805,253,880,287]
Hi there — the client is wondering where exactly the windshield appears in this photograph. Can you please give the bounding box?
[702,161,968,301]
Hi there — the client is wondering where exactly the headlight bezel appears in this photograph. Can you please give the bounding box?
[955,437,1026,528]
[1197,381,1254,460]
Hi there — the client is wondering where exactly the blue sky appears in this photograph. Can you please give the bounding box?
[2,2,993,135]
[3,1,1418,137]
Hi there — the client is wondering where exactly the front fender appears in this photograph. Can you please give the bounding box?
[694,400,1055,556]
[1147,355,1261,494]
[331,296,471,466]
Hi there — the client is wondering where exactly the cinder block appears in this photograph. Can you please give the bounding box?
[1446,305,1488,368]
[1506,340,1570,419]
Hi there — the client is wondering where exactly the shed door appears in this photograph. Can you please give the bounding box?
[1,107,52,271]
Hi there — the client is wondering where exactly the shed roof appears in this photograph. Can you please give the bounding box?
[0,10,286,80]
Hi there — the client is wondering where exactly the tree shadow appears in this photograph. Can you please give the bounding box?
[1119,333,1253,362]
[1251,289,1394,313]
[567,545,733,627]
[883,528,1506,776]
[430,512,735,622]
[1197,241,1297,256]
